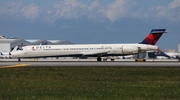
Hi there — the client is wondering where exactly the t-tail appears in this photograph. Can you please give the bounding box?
[139,29,167,45]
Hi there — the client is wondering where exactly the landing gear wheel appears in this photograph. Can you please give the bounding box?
[18,58,21,62]
[135,59,146,62]
[97,57,102,62]
[111,59,114,61]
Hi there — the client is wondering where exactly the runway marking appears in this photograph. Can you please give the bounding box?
[0,64,30,68]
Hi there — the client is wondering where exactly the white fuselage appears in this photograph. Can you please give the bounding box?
[11,43,158,58]
[164,52,180,59]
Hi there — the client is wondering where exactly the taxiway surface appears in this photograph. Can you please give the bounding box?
[0,60,180,68]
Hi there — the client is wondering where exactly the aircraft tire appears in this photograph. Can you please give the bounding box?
[111,59,114,61]
[97,57,102,62]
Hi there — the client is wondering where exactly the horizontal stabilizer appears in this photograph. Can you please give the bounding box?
[150,29,167,33]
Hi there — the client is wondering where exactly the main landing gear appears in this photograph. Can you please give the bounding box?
[18,58,21,62]
[97,57,102,62]
[97,57,114,62]
[135,59,146,62]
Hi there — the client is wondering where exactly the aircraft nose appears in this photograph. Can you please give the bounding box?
[11,52,19,58]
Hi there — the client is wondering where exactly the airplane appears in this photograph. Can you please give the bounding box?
[0,46,18,59]
[0,52,12,59]
[157,51,180,59]
[0,52,3,58]
[11,29,167,62]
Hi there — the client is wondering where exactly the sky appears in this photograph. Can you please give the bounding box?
[0,0,179,51]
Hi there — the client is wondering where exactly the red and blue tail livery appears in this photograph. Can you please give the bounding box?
[139,29,167,45]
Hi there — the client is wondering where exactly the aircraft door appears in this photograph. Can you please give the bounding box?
[117,46,123,54]
[24,47,29,55]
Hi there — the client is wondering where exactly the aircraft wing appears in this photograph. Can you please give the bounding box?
[81,51,109,56]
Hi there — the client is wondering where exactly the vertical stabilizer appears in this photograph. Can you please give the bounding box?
[139,29,167,45]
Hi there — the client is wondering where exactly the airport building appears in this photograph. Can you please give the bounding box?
[165,49,176,53]
[0,38,32,52]
[0,36,73,53]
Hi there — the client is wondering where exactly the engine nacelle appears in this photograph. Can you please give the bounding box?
[122,46,139,54]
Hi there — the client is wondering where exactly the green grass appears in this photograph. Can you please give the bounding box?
[0,67,180,100]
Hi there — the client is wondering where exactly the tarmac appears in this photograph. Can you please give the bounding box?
[0,58,179,68]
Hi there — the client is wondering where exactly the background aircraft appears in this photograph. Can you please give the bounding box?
[0,46,18,59]
[0,52,12,59]
[157,51,180,59]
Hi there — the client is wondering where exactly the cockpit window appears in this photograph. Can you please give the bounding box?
[17,47,23,51]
